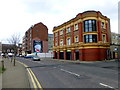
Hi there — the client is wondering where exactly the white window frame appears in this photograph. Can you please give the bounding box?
[55,32,58,37]
[75,24,78,30]
[67,38,71,45]
[101,22,106,29]
[60,30,63,35]
[75,36,79,42]
[67,27,71,33]
[102,34,106,43]
[60,40,63,46]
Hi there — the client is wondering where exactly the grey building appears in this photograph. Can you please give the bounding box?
[48,34,53,52]
[110,32,120,59]
[0,42,2,55]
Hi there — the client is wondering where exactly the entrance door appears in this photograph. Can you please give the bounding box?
[66,52,71,60]
[60,52,64,59]
[75,52,79,60]
[54,52,57,59]
[113,52,115,59]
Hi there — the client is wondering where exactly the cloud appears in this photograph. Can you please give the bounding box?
[118,1,120,34]
[23,0,54,13]
[0,0,119,43]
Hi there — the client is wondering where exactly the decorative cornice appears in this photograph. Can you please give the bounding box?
[53,10,109,32]
[53,42,110,50]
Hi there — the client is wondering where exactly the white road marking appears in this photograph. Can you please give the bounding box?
[99,83,114,88]
[60,69,80,77]
[31,61,44,64]
[37,62,45,65]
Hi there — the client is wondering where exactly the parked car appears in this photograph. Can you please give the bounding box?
[21,55,25,57]
[16,55,20,57]
[32,56,40,61]
[8,53,14,57]
[1,53,5,58]
[24,55,33,59]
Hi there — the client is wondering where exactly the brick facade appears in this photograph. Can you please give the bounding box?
[22,22,48,55]
[53,11,111,61]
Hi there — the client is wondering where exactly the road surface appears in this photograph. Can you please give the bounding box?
[17,57,118,89]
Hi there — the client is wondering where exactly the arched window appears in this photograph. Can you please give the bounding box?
[60,40,63,46]
[75,36,79,43]
[67,38,71,45]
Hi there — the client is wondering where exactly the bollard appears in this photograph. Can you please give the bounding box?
[1,60,4,71]
[13,56,16,66]
[11,57,12,62]
[13,59,15,66]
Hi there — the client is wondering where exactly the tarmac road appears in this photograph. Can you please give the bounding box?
[17,57,118,89]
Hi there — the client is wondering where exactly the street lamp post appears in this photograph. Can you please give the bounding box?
[114,47,119,61]
[118,46,120,61]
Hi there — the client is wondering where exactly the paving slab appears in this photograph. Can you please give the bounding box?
[1,58,30,88]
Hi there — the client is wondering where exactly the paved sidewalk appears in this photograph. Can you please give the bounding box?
[1,58,30,88]
[41,58,116,64]
[0,74,2,90]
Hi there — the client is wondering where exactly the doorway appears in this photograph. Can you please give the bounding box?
[60,52,64,59]
[75,52,79,60]
[66,52,71,60]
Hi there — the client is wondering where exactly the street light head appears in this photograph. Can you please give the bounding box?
[114,47,118,51]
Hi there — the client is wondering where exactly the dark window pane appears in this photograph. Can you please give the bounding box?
[92,35,97,43]
[84,20,97,32]
[89,39,93,43]
[85,21,88,24]
[86,35,88,38]
[89,35,92,38]
[84,35,86,43]
[84,34,97,43]
[89,20,92,23]
[86,39,89,43]
[89,27,92,31]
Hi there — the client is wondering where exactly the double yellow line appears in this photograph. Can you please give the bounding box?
[16,60,43,90]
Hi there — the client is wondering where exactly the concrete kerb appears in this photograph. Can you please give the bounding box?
[0,56,2,89]
[16,60,34,88]
[2,58,30,88]
[16,60,43,89]
[40,58,116,64]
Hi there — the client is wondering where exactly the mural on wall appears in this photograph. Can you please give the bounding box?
[33,40,43,53]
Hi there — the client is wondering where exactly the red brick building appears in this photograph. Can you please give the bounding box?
[22,22,48,55]
[53,11,111,61]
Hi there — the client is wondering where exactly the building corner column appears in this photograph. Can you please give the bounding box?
[79,22,83,42]
[97,20,102,41]
[53,51,56,59]
[79,49,84,61]
[71,49,75,60]
[64,50,67,60]
[57,51,60,59]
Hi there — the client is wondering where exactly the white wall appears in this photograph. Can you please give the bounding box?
[37,52,53,58]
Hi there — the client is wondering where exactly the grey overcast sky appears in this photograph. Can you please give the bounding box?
[0,0,119,44]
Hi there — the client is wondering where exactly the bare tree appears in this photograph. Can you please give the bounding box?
[7,33,21,66]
